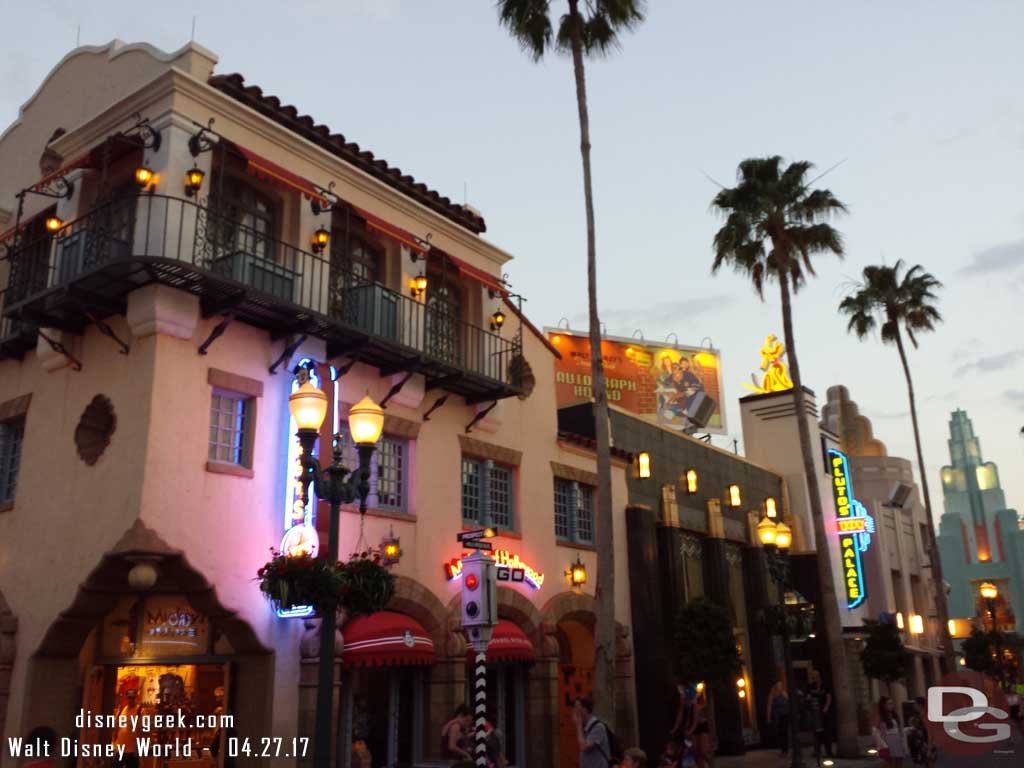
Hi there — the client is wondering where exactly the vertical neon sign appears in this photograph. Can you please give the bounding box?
[276,359,337,619]
[828,448,874,609]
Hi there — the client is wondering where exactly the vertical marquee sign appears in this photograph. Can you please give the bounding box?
[828,448,875,609]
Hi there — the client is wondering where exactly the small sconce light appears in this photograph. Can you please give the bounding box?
[958,657,966,667]
[765,497,777,518]
[896,612,905,630]
[728,484,742,507]
[45,215,64,232]
[567,554,587,589]
[695,681,705,694]
[380,527,402,567]
[947,618,957,637]
[185,166,205,197]
[685,469,698,494]
[311,226,330,254]
[410,274,427,298]
[637,451,651,479]
[490,309,506,332]
[909,614,924,635]
[135,164,154,190]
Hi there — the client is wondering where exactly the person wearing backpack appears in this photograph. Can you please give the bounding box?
[575,695,623,767]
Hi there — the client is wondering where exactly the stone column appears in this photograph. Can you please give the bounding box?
[526,655,559,768]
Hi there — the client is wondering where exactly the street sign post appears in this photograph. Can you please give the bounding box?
[462,539,494,551]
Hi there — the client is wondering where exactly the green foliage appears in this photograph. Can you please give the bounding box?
[710,156,847,297]
[256,550,394,616]
[497,0,646,61]
[675,597,742,685]
[962,628,1001,677]
[860,619,913,684]
[839,260,942,348]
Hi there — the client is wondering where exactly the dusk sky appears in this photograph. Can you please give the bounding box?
[3,1,1022,518]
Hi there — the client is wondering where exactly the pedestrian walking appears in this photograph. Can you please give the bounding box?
[575,696,612,768]
[872,696,907,768]
[807,674,833,763]
[907,697,936,767]
[766,681,790,756]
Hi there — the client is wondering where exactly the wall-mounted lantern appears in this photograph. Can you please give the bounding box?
[685,469,698,494]
[765,497,777,518]
[185,166,205,197]
[134,164,155,190]
[410,274,427,298]
[311,226,330,254]
[728,484,742,507]
[45,215,64,232]
[380,527,402,567]
[637,451,651,479]
[566,554,587,590]
[490,309,506,332]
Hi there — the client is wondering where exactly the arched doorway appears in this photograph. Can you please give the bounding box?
[0,590,16,739]
[21,521,271,767]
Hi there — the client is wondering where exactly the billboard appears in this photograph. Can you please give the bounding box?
[546,329,726,435]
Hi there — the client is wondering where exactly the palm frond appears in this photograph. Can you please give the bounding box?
[838,260,942,348]
[497,0,553,61]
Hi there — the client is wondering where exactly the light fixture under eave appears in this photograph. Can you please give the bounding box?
[311,226,330,254]
[410,274,427,298]
[765,497,777,518]
[728,484,742,507]
[980,581,998,601]
[909,614,924,635]
[135,164,154,190]
[637,451,651,479]
[490,309,506,332]
[567,554,587,589]
[685,469,698,494]
[45,215,63,232]
[185,166,205,197]
[947,618,958,637]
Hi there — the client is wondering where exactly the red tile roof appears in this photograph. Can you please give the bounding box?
[208,73,486,234]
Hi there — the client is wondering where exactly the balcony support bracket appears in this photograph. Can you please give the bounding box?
[422,394,449,422]
[464,400,498,434]
[379,372,414,410]
[86,313,130,355]
[269,334,308,375]
[198,313,234,356]
[37,329,83,371]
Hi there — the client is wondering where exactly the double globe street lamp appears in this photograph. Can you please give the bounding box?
[288,370,384,768]
[979,581,1006,689]
[758,516,802,768]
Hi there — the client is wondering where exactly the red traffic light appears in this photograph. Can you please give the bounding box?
[465,574,479,590]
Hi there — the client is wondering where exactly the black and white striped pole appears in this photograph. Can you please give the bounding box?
[459,545,497,768]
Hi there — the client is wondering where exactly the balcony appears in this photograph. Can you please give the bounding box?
[0,291,36,361]
[2,195,521,400]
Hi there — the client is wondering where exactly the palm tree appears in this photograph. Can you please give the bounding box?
[710,156,859,755]
[839,261,955,670]
[497,0,645,721]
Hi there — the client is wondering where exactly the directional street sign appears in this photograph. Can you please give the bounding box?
[462,539,494,551]
[457,528,493,542]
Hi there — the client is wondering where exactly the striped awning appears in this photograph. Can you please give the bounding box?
[342,611,435,668]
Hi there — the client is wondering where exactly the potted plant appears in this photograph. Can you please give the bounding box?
[257,551,346,613]
[340,551,395,616]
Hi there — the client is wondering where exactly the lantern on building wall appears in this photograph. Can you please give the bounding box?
[685,469,698,494]
[45,215,63,232]
[765,497,777,518]
[311,226,330,254]
[135,164,154,190]
[728,484,742,507]
[185,166,205,197]
[567,554,587,590]
[637,452,652,479]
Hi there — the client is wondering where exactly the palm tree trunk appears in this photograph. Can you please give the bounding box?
[567,0,616,723]
[892,325,956,671]
[777,273,859,755]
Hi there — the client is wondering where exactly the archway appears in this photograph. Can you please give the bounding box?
[0,590,16,739]
[21,520,271,763]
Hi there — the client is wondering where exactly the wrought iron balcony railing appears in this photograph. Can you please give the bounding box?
[2,195,521,399]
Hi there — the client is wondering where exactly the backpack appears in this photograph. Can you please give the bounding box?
[585,718,624,765]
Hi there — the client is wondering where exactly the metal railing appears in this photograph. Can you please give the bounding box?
[3,194,520,388]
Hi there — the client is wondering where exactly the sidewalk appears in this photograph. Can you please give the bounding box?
[715,748,880,768]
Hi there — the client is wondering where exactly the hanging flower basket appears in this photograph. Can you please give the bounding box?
[257,551,346,613]
[339,552,395,617]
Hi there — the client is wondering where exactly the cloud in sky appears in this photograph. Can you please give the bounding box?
[954,348,1024,377]
[1003,390,1024,411]
[958,238,1024,276]
[571,295,736,337]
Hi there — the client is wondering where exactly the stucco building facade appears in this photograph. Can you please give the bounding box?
[0,40,639,768]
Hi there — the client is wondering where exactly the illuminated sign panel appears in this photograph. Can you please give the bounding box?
[546,329,726,435]
[445,549,545,590]
[828,448,874,609]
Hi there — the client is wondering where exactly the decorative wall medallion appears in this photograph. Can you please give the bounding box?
[75,395,116,466]
[510,355,536,400]
[724,543,743,567]
[680,534,703,560]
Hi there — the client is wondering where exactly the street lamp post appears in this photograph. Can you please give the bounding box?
[979,582,1004,689]
[290,370,384,768]
[758,516,802,768]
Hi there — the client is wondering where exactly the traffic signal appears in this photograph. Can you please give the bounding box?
[461,552,497,652]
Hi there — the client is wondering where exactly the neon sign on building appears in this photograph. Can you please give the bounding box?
[444,549,545,590]
[828,448,875,609]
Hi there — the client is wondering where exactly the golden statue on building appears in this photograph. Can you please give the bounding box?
[743,335,794,394]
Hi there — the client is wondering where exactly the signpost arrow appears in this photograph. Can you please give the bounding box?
[457,528,494,543]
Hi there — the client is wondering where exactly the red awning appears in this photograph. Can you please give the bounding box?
[352,205,426,254]
[465,619,535,663]
[445,252,506,294]
[342,611,435,668]
[236,145,328,206]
